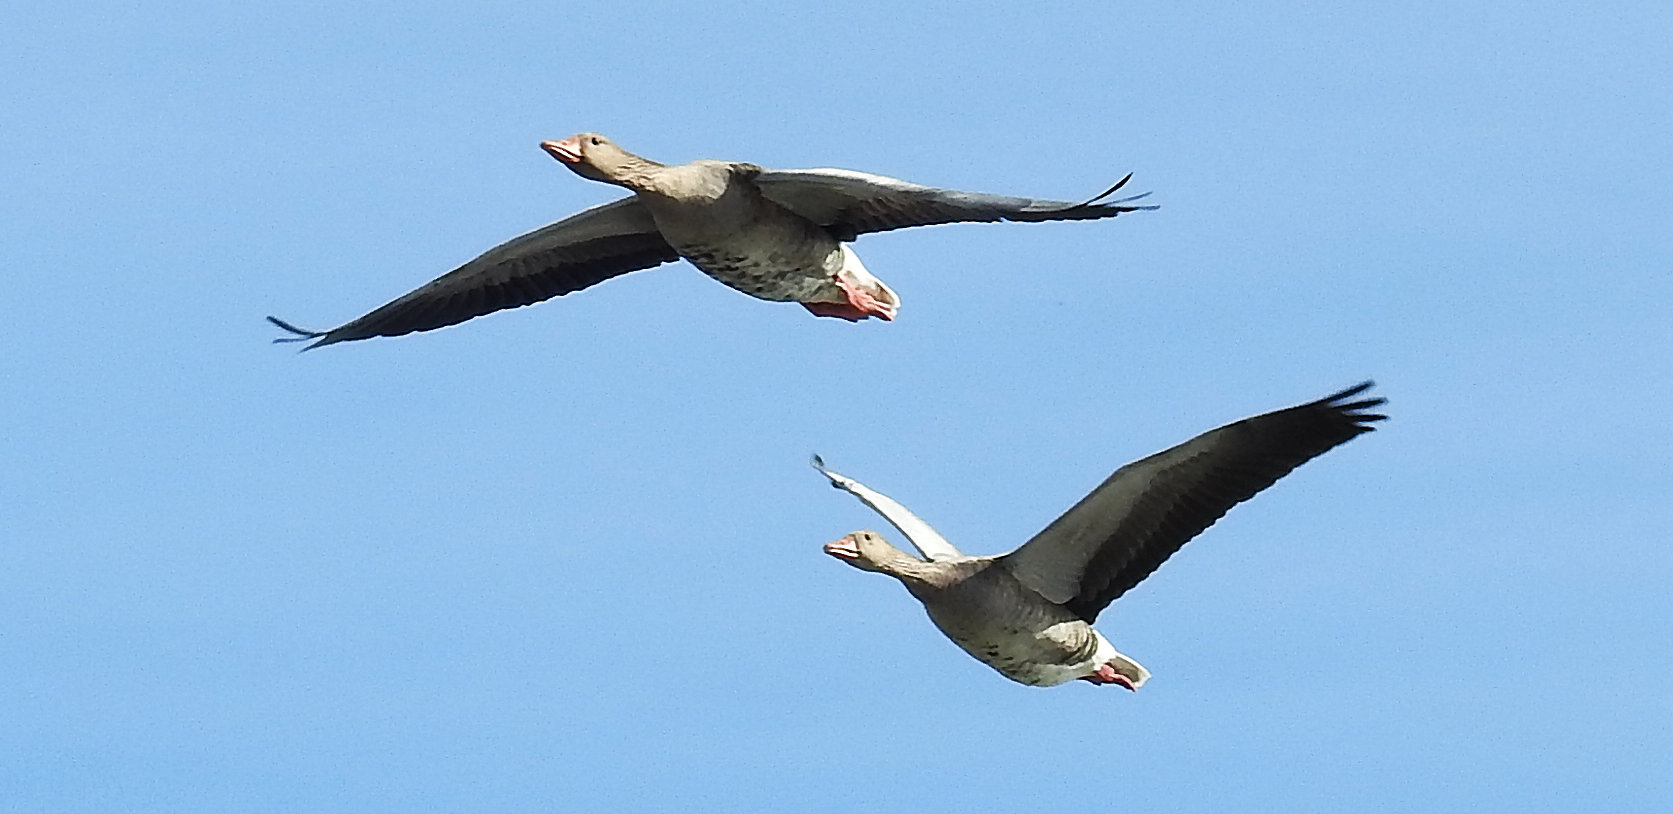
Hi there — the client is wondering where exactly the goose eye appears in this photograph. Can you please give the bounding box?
[589,136,601,145]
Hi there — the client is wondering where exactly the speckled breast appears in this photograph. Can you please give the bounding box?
[676,242,843,303]
[924,573,1104,687]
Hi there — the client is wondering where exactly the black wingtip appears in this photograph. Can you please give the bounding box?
[1325,380,1375,401]
[1318,381,1388,427]
[267,315,325,339]
[809,454,848,490]
[1046,174,1160,215]
[267,316,339,350]
[1108,190,1158,207]
[1069,173,1134,209]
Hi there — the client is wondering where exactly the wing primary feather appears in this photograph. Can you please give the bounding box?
[1076,173,1133,207]
[266,197,673,349]
[810,455,965,561]
[1001,381,1386,622]
[1040,174,1160,214]
[266,315,327,345]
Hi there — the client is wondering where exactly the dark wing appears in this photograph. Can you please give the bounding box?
[268,196,678,349]
[752,168,1156,240]
[1000,383,1386,622]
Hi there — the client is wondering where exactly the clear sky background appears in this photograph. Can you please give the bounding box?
[4,2,1670,811]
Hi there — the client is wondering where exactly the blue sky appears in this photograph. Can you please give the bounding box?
[3,1,1670,811]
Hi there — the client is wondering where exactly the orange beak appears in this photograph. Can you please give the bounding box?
[541,136,583,163]
[823,536,860,559]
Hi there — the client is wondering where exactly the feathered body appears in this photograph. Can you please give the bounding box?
[818,383,1385,689]
[268,132,1151,348]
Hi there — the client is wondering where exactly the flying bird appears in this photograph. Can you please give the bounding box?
[268,132,1155,349]
[815,382,1386,690]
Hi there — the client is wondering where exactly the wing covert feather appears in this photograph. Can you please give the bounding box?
[754,169,1155,238]
[1001,383,1386,621]
[274,197,677,347]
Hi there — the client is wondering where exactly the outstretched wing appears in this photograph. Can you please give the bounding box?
[754,168,1156,239]
[269,196,679,349]
[811,455,964,561]
[1000,383,1386,622]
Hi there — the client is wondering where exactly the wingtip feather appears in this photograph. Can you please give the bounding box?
[1315,381,1388,430]
[1037,174,1160,216]
[266,315,339,351]
[809,454,846,489]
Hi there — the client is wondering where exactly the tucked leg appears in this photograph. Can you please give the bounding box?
[801,246,898,321]
[803,300,875,321]
[1078,662,1139,690]
[802,274,896,322]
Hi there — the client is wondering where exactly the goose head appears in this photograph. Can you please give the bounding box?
[824,530,916,574]
[541,132,643,183]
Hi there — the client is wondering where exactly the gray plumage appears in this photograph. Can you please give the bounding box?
[820,382,1387,688]
[268,132,1154,349]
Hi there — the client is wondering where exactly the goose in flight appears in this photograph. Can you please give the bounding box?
[268,133,1154,349]
[815,382,1385,689]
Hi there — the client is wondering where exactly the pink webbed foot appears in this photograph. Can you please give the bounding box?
[802,301,874,321]
[1079,663,1138,691]
[801,274,897,322]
